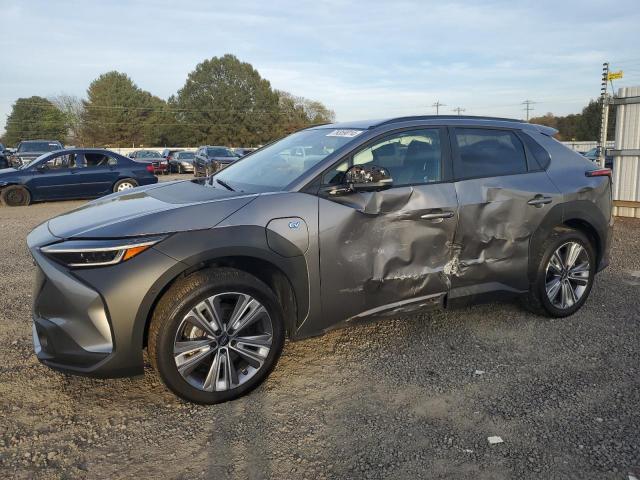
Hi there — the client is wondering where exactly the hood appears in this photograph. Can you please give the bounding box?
[14,152,43,159]
[0,168,18,177]
[47,180,258,239]
[133,158,163,163]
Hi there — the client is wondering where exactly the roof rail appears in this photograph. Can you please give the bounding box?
[373,115,525,128]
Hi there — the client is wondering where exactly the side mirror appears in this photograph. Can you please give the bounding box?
[37,164,49,172]
[345,164,393,192]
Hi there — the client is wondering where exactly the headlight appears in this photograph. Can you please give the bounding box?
[40,236,164,268]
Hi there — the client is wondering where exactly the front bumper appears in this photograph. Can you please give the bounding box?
[27,223,184,377]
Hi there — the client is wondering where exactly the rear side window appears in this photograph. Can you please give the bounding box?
[521,132,551,169]
[85,153,111,167]
[454,128,527,179]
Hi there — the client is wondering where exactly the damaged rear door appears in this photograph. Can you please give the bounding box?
[316,127,458,330]
[449,127,561,299]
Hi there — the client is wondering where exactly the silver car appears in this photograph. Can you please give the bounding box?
[27,116,613,404]
[170,150,196,174]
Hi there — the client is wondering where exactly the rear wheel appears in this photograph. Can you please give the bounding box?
[526,227,595,317]
[113,178,138,193]
[148,268,285,404]
[1,185,31,206]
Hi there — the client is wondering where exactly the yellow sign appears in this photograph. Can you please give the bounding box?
[607,71,624,81]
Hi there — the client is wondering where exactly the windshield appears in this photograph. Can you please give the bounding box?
[18,142,61,153]
[207,147,236,158]
[214,128,363,193]
[137,151,160,158]
[178,152,195,159]
[19,152,54,170]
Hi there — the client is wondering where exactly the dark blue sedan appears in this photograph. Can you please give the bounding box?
[0,148,158,206]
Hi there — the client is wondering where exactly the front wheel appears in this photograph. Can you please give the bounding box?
[148,268,285,404]
[1,185,31,206]
[526,227,596,317]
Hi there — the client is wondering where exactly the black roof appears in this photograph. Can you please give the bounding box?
[313,115,557,136]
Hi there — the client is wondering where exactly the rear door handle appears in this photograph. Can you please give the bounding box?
[527,195,552,207]
[421,211,455,220]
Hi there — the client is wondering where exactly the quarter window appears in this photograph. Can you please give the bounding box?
[323,129,442,186]
[521,132,551,169]
[454,128,527,179]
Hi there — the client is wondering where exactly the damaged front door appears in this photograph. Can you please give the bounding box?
[316,127,459,330]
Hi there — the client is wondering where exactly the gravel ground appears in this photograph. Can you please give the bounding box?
[0,175,639,479]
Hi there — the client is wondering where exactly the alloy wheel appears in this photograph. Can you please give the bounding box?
[545,241,591,310]
[173,292,273,392]
[117,182,135,191]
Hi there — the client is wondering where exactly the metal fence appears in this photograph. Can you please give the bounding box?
[611,86,640,218]
[561,141,614,152]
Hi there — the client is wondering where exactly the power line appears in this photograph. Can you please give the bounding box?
[452,107,466,116]
[522,100,536,121]
[431,100,447,115]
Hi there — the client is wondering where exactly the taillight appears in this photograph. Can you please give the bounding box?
[585,168,612,177]
[146,164,155,173]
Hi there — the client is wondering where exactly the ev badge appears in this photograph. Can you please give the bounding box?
[288,220,301,229]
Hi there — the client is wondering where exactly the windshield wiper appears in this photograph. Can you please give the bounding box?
[216,178,235,191]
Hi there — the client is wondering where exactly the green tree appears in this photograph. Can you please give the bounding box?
[175,54,281,146]
[275,90,335,136]
[82,71,175,147]
[3,96,68,146]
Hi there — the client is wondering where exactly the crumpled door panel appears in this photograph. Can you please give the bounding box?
[450,171,561,296]
[318,184,458,330]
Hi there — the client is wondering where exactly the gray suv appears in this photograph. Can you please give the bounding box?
[27,116,613,404]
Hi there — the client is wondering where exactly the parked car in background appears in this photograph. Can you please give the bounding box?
[193,146,239,176]
[0,148,157,206]
[26,116,612,404]
[8,140,63,167]
[233,147,257,158]
[0,144,8,169]
[129,150,168,175]
[161,148,183,172]
[170,150,196,174]
[582,147,613,169]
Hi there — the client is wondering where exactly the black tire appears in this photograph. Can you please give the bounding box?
[525,227,596,317]
[113,178,138,193]
[1,185,31,206]
[148,267,285,404]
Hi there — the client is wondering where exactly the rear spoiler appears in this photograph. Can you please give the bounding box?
[530,124,558,137]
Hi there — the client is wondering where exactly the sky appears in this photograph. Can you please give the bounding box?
[1,0,640,134]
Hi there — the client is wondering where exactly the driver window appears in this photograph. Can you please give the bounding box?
[46,153,80,170]
[323,129,442,186]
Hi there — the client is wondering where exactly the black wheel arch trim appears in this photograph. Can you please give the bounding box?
[528,200,609,282]
[137,226,310,348]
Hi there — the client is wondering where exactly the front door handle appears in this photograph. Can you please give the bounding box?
[527,195,553,207]
[421,211,455,220]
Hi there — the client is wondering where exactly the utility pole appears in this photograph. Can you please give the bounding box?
[432,100,447,115]
[597,62,610,168]
[522,100,536,121]
[452,107,465,116]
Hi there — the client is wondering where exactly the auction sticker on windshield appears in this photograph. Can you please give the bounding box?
[326,129,363,137]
